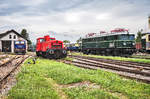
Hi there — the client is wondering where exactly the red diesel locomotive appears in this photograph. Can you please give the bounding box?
[36,35,67,59]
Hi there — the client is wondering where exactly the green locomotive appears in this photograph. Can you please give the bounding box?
[82,29,136,56]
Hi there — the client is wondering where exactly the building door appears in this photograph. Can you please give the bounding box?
[2,41,11,52]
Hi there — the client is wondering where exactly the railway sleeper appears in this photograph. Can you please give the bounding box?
[73,58,150,77]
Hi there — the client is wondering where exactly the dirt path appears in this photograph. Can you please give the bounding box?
[45,78,68,99]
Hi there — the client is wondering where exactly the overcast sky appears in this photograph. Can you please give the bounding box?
[0,0,150,43]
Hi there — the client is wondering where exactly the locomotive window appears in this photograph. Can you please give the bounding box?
[129,35,134,40]
[149,35,150,41]
[40,39,44,42]
[20,41,24,44]
[92,38,95,41]
[95,37,99,41]
[107,36,110,40]
[104,37,107,40]
[15,41,19,44]
[114,35,118,40]
[97,37,100,41]
[88,38,91,42]
[99,37,104,41]
[85,39,88,42]
[89,38,92,41]
[84,39,87,42]
[107,36,113,40]
[119,35,134,40]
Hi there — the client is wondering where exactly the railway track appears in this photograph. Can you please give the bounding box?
[0,55,19,67]
[130,56,150,60]
[65,55,150,83]
[0,55,29,92]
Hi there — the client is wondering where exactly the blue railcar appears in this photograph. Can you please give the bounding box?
[67,46,79,51]
[14,41,26,54]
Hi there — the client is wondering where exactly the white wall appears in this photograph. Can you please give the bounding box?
[0,32,27,53]
[0,41,1,51]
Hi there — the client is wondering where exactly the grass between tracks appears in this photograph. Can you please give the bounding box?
[8,58,150,99]
[72,52,150,64]
[131,55,150,59]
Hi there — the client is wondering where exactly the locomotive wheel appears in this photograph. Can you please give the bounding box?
[42,52,47,58]
[46,52,52,59]
[113,51,118,56]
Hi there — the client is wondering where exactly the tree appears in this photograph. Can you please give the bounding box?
[21,29,32,45]
[76,37,82,44]
[136,31,142,43]
[63,40,70,44]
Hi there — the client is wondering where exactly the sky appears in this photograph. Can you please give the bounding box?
[0,0,150,43]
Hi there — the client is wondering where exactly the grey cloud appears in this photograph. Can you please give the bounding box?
[0,0,150,43]
[0,0,94,16]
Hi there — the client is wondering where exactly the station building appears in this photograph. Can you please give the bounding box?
[0,29,28,53]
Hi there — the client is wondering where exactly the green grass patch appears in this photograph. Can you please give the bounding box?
[8,59,60,99]
[64,87,119,99]
[72,52,150,64]
[131,55,150,59]
[8,58,150,99]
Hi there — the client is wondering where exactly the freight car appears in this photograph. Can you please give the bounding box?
[66,43,81,52]
[36,35,67,59]
[14,40,26,55]
[82,29,136,56]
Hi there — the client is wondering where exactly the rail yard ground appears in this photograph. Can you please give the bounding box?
[5,56,150,99]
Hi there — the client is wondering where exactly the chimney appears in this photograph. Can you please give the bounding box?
[148,16,150,29]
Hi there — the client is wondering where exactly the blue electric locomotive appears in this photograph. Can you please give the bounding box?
[14,41,26,55]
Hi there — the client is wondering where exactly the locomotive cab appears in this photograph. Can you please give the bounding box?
[36,37,44,56]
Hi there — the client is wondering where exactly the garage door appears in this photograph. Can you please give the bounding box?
[2,41,11,52]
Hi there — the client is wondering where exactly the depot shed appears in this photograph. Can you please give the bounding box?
[0,30,28,53]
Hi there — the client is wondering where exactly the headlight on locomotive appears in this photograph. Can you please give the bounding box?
[63,50,67,54]
[49,50,54,54]
[123,42,126,46]
[132,42,135,45]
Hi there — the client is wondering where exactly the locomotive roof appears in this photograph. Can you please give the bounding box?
[83,32,134,39]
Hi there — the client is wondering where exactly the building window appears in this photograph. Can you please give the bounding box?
[9,35,12,39]
[14,35,16,39]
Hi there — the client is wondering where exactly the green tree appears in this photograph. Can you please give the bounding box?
[63,40,70,44]
[76,37,82,44]
[136,31,142,43]
[21,29,32,45]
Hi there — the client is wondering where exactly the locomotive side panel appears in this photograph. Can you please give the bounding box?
[82,34,136,56]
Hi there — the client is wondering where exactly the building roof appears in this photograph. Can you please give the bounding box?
[0,29,28,41]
